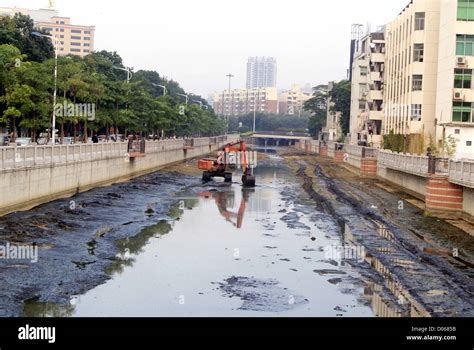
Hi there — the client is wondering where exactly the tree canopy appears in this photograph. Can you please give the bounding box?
[303,84,328,137]
[0,15,225,142]
[328,80,351,136]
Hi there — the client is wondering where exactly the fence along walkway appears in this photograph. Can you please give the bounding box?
[377,150,430,177]
[0,136,233,171]
[449,159,474,188]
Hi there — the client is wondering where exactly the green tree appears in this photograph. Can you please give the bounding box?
[0,14,54,62]
[304,84,328,137]
[328,80,351,136]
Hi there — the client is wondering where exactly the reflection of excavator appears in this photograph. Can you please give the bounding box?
[198,141,256,187]
[198,190,252,229]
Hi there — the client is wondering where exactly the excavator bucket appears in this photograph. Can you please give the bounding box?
[242,175,256,188]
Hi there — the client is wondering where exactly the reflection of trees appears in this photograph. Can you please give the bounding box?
[106,221,172,275]
[168,198,199,219]
[105,256,135,275]
[22,298,75,317]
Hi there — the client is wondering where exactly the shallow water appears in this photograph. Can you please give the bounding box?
[24,155,374,317]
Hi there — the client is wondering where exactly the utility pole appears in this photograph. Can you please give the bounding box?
[253,89,259,133]
[225,73,234,132]
[226,73,234,92]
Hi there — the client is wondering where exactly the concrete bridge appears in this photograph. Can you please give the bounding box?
[248,132,311,147]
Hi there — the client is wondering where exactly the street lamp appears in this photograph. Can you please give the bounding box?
[112,65,132,83]
[191,100,203,108]
[151,83,167,96]
[177,93,189,105]
[32,31,60,144]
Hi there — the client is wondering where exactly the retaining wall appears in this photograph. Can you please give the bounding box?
[0,136,238,216]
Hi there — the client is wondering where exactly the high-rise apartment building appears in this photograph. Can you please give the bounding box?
[212,87,278,116]
[349,30,386,147]
[246,57,277,89]
[0,6,95,58]
[384,0,474,157]
[384,0,441,154]
[435,0,474,159]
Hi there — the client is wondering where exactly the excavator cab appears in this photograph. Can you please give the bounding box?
[198,141,256,187]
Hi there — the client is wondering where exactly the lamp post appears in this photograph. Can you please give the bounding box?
[151,83,167,139]
[32,32,60,144]
[191,100,203,108]
[112,65,132,83]
[112,66,132,139]
[177,93,189,105]
[151,83,167,96]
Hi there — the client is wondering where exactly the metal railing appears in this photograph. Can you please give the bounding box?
[449,160,474,188]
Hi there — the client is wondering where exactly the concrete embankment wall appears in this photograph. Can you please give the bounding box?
[464,188,474,217]
[0,136,238,216]
[376,167,427,200]
[297,138,474,221]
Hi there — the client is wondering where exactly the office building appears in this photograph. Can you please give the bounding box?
[0,5,95,58]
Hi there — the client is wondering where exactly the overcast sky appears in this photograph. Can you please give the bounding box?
[2,0,409,97]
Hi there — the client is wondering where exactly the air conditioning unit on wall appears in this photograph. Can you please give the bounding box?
[453,91,465,101]
[457,56,467,67]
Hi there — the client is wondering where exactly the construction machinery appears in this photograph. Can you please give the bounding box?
[198,140,256,187]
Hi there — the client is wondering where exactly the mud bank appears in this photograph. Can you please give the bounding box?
[285,151,474,317]
[19,153,377,317]
[0,167,200,316]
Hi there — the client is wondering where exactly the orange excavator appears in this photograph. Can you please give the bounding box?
[198,140,256,187]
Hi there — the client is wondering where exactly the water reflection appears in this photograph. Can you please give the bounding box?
[22,162,375,317]
[198,190,254,229]
[341,222,430,317]
[23,298,75,317]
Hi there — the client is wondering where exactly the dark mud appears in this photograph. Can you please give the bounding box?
[0,171,198,316]
[218,276,309,312]
[294,160,474,317]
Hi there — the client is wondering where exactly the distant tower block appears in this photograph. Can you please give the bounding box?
[48,0,55,9]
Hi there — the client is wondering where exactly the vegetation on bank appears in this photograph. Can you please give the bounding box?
[0,14,226,143]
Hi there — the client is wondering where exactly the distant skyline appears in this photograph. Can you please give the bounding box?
[1,0,410,97]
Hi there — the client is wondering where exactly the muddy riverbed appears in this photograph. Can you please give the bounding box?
[0,148,473,317]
